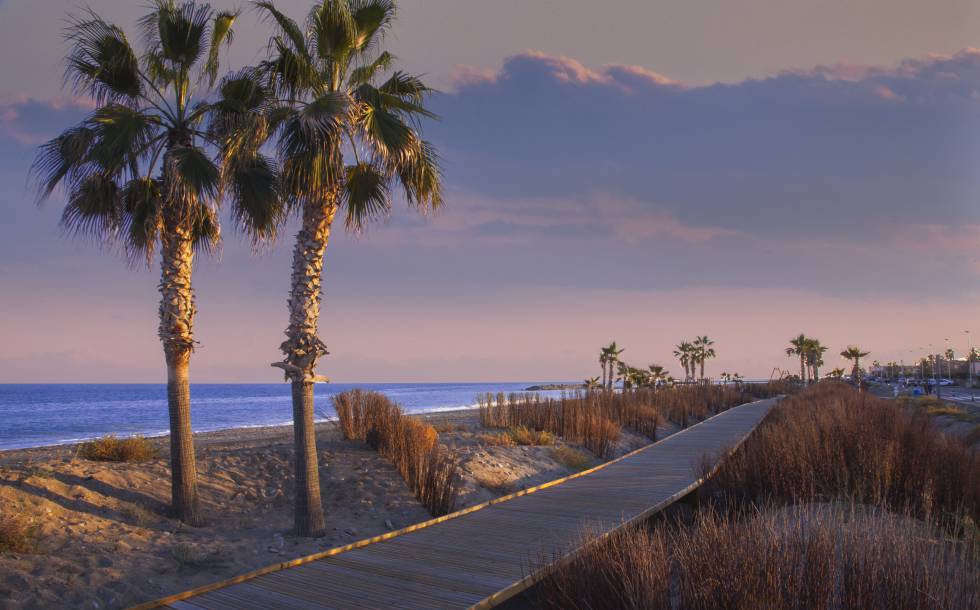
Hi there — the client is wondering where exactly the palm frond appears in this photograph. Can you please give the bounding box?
[225,153,283,242]
[378,71,433,105]
[254,1,309,57]
[204,9,239,85]
[65,11,142,102]
[260,37,318,98]
[397,139,442,211]
[122,177,164,264]
[140,0,213,67]
[32,126,96,200]
[348,51,392,86]
[189,200,221,255]
[350,0,395,51]
[166,145,220,203]
[61,173,123,238]
[343,162,389,230]
[85,104,161,177]
[357,101,414,164]
[309,0,356,64]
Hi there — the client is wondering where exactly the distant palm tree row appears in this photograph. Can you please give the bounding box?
[32,0,440,536]
[595,338,722,390]
[785,334,870,384]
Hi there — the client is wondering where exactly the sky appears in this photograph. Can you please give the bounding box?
[1,0,979,383]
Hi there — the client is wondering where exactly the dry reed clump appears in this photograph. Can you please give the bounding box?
[536,504,978,610]
[705,382,980,529]
[506,426,555,446]
[78,435,156,462]
[333,390,461,516]
[0,512,40,553]
[550,446,591,471]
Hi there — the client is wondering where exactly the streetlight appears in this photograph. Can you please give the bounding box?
[967,330,974,401]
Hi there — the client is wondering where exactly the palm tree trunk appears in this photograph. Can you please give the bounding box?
[601,362,606,390]
[158,219,200,525]
[799,355,806,384]
[700,359,705,382]
[292,380,324,536]
[276,198,337,537]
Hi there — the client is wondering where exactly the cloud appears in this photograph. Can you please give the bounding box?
[429,49,980,243]
[0,96,93,146]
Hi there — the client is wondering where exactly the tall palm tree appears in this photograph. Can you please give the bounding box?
[693,335,715,381]
[254,1,442,536]
[673,341,693,382]
[598,346,610,389]
[601,341,624,390]
[785,334,809,383]
[840,346,870,382]
[32,2,277,524]
[804,338,827,384]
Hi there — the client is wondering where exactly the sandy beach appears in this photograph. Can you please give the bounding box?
[0,408,660,609]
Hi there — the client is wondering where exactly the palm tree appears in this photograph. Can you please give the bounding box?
[673,342,693,382]
[584,376,601,390]
[601,341,624,390]
[598,346,610,389]
[828,367,845,379]
[647,364,669,388]
[804,338,827,383]
[32,2,277,525]
[254,1,442,536]
[944,348,955,379]
[693,335,715,381]
[785,334,809,384]
[840,346,870,382]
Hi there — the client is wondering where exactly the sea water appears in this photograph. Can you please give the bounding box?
[0,382,571,450]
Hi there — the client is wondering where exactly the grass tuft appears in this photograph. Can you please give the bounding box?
[506,426,555,446]
[78,435,156,462]
[0,512,40,553]
[474,471,517,495]
[550,446,591,470]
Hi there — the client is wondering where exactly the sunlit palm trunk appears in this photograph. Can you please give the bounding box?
[278,198,338,537]
[799,356,806,384]
[158,217,200,525]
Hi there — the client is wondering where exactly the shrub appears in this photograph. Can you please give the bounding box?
[507,426,555,446]
[476,432,515,447]
[705,383,980,529]
[550,446,591,471]
[536,504,978,610]
[0,512,39,553]
[78,435,156,462]
[333,390,461,516]
[474,471,516,495]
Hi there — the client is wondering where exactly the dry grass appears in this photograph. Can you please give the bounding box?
[550,446,591,471]
[334,390,461,516]
[506,426,555,446]
[0,512,40,553]
[966,425,980,447]
[474,471,516,495]
[78,435,156,462]
[475,432,516,447]
[475,382,777,457]
[706,382,980,529]
[536,504,978,610]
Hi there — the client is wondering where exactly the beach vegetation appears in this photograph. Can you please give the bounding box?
[550,446,591,471]
[474,471,516,495]
[248,0,444,537]
[535,504,977,610]
[0,512,40,553]
[506,426,555,446]
[32,1,281,525]
[334,390,460,516]
[476,432,516,447]
[79,435,157,462]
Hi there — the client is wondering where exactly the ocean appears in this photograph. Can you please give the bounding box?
[0,382,571,451]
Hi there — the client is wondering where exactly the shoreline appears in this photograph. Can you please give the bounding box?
[0,406,483,460]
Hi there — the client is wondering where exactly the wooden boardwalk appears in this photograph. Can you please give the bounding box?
[147,398,776,610]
